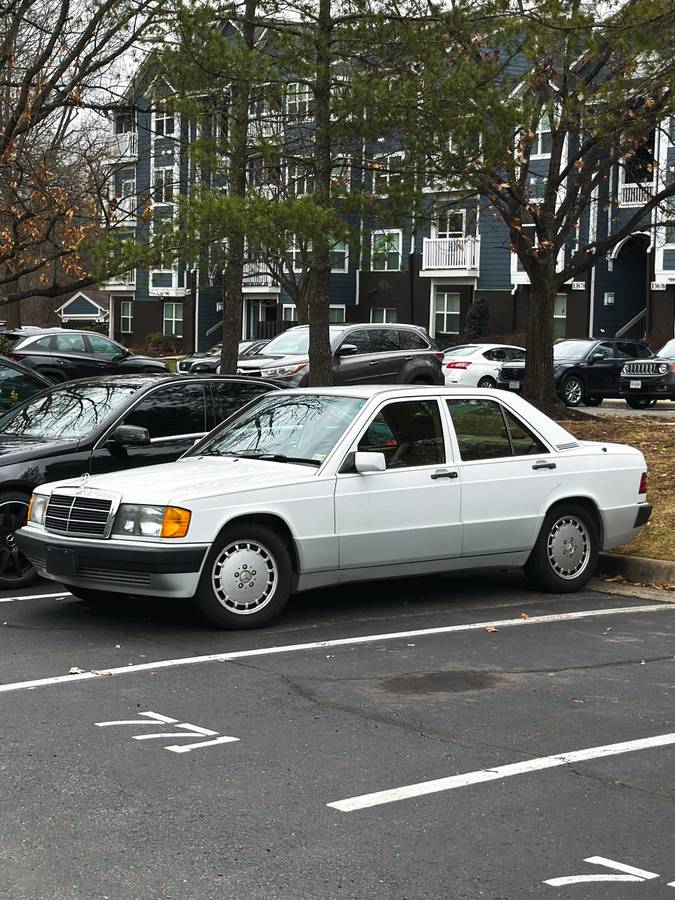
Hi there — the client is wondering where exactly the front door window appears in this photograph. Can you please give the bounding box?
[358,400,445,468]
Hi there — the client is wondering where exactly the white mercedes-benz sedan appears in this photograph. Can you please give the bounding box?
[17,386,651,629]
[442,343,526,388]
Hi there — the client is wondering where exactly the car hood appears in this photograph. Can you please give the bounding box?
[237,353,309,370]
[127,354,166,367]
[0,433,79,463]
[39,455,315,505]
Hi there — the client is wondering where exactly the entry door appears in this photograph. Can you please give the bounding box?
[445,398,561,556]
[335,398,461,568]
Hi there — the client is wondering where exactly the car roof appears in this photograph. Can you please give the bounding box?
[29,373,283,390]
[283,323,426,333]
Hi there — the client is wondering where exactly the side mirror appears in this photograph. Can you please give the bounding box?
[336,343,358,357]
[354,451,386,474]
[109,424,150,446]
[590,352,605,362]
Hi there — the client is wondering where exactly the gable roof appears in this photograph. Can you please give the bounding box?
[56,292,109,321]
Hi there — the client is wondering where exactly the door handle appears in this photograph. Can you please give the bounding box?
[431,470,458,480]
[532,461,556,470]
[368,360,378,366]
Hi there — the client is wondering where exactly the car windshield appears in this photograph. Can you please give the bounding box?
[0,383,139,440]
[443,345,479,356]
[261,328,343,356]
[659,339,675,359]
[553,340,593,360]
[194,394,365,466]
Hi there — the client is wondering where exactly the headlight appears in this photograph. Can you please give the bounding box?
[112,504,192,538]
[27,493,48,526]
[113,504,165,537]
[260,363,308,378]
[658,363,668,374]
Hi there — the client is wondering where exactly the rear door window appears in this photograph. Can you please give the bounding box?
[54,333,87,353]
[123,383,207,438]
[369,328,401,353]
[446,399,548,460]
[399,330,430,350]
[208,381,275,428]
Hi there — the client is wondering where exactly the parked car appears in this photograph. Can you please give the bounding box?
[18,386,650,629]
[235,324,444,387]
[442,343,526,388]
[177,339,269,375]
[497,338,655,406]
[0,374,280,588]
[619,338,675,408]
[0,357,53,412]
[10,329,168,382]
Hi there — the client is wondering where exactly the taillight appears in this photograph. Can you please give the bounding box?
[445,361,472,370]
[639,472,648,494]
[9,353,25,361]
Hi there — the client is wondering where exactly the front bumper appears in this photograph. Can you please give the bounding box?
[496,379,523,392]
[620,376,675,400]
[15,528,208,598]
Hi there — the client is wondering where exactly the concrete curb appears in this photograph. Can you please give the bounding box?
[598,552,675,587]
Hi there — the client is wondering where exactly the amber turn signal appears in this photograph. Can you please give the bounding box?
[160,506,191,538]
[27,493,35,522]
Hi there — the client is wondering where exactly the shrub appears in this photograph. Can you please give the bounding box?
[146,332,176,353]
[464,296,490,339]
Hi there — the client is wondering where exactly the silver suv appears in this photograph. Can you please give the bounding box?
[235,324,444,386]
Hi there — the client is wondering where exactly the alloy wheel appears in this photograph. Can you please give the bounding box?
[546,515,591,580]
[0,500,34,582]
[211,540,278,615]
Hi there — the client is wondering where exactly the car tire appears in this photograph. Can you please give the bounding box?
[409,375,432,385]
[195,523,293,629]
[477,376,496,389]
[524,503,599,593]
[560,374,585,407]
[625,397,657,409]
[584,395,603,407]
[0,490,39,588]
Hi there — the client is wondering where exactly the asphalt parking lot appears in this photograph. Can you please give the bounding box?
[1,574,674,900]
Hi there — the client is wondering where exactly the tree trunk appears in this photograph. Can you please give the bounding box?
[220,0,255,374]
[522,267,560,411]
[307,0,334,387]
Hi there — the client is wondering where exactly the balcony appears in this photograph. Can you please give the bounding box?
[103,270,135,291]
[619,182,654,207]
[243,260,278,292]
[105,131,138,162]
[109,195,137,226]
[421,236,480,276]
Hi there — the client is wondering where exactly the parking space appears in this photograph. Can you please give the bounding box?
[1,575,674,898]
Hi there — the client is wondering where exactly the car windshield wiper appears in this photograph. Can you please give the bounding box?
[228,451,321,467]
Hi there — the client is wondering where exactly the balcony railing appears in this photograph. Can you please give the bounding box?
[422,236,480,271]
[243,260,275,287]
[620,182,653,206]
[104,270,135,288]
[106,131,138,161]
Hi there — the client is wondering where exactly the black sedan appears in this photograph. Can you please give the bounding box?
[177,339,269,375]
[0,356,52,413]
[498,338,655,407]
[0,374,280,588]
[10,329,167,382]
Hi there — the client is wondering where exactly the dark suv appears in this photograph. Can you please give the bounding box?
[498,338,655,407]
[620,338,675,408]
[235,324,444,386]
[10,329,167,381]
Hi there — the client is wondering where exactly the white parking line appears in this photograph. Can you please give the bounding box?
[0,591,71,604]
[328,732,675,812]
[0,602,671,695]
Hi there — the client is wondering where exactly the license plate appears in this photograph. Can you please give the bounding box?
[508,381,520,389]
[45,546,76,579]
[629,380,642,389]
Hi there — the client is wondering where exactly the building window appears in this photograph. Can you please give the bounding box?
[282,305,298,322]
[665,197,675,244]
[370,308,397,323]
[329,306,346,324]
[154,167,174,204]
[289,234,310,272]
[373,152,404,195]
[286,82,313,118]
[163,302,183,337]
[434,208,465,239]
[532,113,552,157]
[434,290,460,335]
[286,163,314,197]
[153,110,175,137]
[330,158,351,191]
[120,300,133,334]
[553,293,566,338]
[115,112,135,134]
[603,292,615,306]
[330,239,348,272]
[670,117,675,143]
[371,230,402,271]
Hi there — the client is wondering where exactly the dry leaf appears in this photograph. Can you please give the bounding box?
[484,625,498,633]
[68,666,85,674]
[520,612,529,620]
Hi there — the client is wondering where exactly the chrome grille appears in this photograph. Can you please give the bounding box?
[45,493,113,537]
[622,361,661,377]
